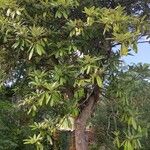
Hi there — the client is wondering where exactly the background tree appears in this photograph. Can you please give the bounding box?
[91,63,150,150]
[0,85,34,150]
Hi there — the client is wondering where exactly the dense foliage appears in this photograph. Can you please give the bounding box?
[91,64,150,150]
[0,0,149,149]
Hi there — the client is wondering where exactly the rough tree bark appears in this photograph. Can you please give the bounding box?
[74,86,99,150]
[69,131,76,150]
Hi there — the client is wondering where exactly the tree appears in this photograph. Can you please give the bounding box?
[0,0,149,149]
[0,85,34,150]
[91,64,150,149]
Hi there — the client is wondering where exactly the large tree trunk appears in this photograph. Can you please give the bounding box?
[69,131,76,150]
[74,86,99,150]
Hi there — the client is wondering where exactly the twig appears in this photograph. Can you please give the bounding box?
[137,41,150,44]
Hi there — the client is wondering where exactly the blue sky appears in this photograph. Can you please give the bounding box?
[122,42,150,64]
[118,36,150,64]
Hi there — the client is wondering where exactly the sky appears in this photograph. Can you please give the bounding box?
[119,36,150,64]
[122,42,150,64]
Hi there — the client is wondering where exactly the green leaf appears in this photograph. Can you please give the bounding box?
[50,97,54,106]
[46,93,51,105]
[29,47,34,60]
[120,43,128,56]
[127,141,133,150]
[47,135,53,145]
[132,42,138,53]
[131,117,137,130]
[12,41,20,49]
[87,17,94,26]
[36,143,43,150]
[96,76,102,87]
[36,44,45,56]
[55,10,62,18]
[72,108,79,117]
[86,65,91,74]
[115,137,120,148]
[27,108,32,115]
[62,11,68,19]
[39,94,45,106]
